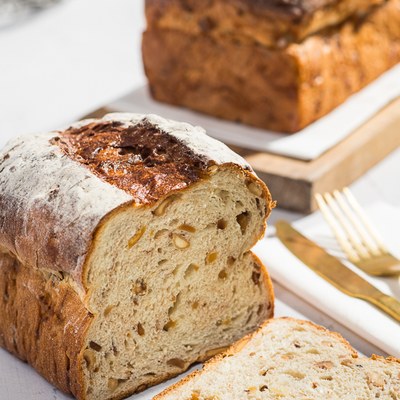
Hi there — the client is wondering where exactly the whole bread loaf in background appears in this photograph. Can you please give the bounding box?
[142,0,400,133]
[155,318,400,399]
[0,113,274,400]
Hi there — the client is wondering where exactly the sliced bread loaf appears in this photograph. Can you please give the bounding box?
[0,113,274,400]
[155,318,400,400]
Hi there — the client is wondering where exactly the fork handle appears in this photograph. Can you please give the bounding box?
[367,293,400,323]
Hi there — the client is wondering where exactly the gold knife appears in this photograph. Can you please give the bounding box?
[276,220,400,323]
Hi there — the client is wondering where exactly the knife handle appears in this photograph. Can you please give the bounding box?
[367,293,400,323]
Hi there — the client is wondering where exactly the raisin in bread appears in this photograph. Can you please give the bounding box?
[155,318,400,400]
[0,113,274,400]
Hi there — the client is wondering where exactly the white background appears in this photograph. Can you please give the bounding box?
[0,0,145,142]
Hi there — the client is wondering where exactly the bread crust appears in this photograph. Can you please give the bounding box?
[251,252,275,320]
[143,0,400,132]
[0,249,92,399]
[55,120,212,204]
[146,0,386,48]
[146,0,385,45]
[245,0,384,19]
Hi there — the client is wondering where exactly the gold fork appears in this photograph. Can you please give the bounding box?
[315,188,400,277]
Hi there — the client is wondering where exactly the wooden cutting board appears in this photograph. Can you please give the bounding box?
[85,97,400,214]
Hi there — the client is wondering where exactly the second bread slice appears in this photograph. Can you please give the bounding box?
[155,318,400,399]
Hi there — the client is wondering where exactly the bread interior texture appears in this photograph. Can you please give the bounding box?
[156,318,400,400]
[82,166,272,399]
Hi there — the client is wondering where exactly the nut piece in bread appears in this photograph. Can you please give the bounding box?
[0,113,275,400]
[155,318,400,400]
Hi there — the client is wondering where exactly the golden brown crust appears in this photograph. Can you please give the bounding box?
[143,0,400,133]
[143,28,300,132]
[146,0,384,46]
[153,318,361,399]
[0,249,92,399]
[54,120,212,205]
[242,168,274,246]
[253,252,275,320]
[147,0,344,20]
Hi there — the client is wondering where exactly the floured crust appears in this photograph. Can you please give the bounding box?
[55,115,250,204]
[0,113,268,287]
[55,121,211,204]
[0,132,131,285]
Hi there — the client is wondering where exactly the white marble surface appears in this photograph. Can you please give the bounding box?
[0,1,399,399]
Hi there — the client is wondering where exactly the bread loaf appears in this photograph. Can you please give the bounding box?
[0,113,274,400]
[143,0,400,132]
[155,318,400,399]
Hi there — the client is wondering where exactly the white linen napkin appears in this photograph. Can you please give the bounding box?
[110,64,400,161]
[253,202,400,357]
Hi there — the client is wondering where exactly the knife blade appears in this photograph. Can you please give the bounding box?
[275,220,400,323]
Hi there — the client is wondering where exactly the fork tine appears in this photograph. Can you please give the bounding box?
[323,192,370,260]
[315,194,360,263]
[333,190,381,256]
[343,188,388,253]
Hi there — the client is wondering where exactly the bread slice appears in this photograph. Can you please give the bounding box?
[0,113,274,400]
[155,318,400,399]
